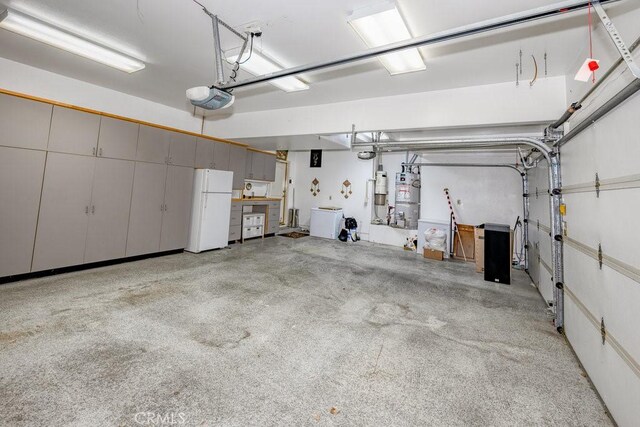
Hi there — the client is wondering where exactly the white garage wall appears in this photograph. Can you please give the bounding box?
[528,5,640,421]
[206,77,567,139]
[288,150,523,248]
[0,57,203,133]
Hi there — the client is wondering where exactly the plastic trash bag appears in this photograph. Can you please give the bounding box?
[424,228,447,252]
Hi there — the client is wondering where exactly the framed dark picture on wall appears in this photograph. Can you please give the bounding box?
[310,150,322,168]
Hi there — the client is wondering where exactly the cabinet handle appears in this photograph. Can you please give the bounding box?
[164,204,168,212]
[91,205,95,214]
[168,156,172,165]
[98,148,103,157]
[85,206,89,215]
[92,147,96,156]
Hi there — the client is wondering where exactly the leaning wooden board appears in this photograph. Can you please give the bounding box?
[453,224,475,261]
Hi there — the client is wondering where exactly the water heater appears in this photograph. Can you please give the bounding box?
[374,170,388,206]
[394,171,420,229]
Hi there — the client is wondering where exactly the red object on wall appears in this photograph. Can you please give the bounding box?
[588,60,600,71]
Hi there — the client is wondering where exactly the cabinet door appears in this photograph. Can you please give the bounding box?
[84,158,135,264]
[195,138,214,169]
[160,166,194,251]
[32,153,95,271]
[213,142,230,170]
[228,145,246,189]
[245,150,254,179]
[0,94,52,150]
[251,152,265,181]
[97,116,139,160]
[48,107,101,156]
[0,147,46,276]
[263,154,277,181]
[136,125,171,164]
[169,132,197,167]
[126,162,167,257]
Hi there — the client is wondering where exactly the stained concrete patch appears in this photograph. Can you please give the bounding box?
[0,237,612,426]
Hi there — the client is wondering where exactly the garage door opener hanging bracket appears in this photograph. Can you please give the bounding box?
[592,0,640,79]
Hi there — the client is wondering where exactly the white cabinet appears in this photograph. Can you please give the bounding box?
[242,213,265,242]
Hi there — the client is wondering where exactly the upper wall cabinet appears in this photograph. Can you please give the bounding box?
[97,116,139,160]
[48,106,101,156]
[168,132,197,167]
[244,151,276,181]
[228,145,247,190]
[195,137,214,169]
[136,125,171,164]
[0,94,52,151]
[213,142,230,170]
[263,154,277,182]
[244,150,254,180]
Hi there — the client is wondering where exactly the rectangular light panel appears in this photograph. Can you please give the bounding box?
[0,9,145,73]
[348,3,426,75]
[227,50,309,93]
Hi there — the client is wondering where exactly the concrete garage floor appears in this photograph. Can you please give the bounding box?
[1,237,610,426]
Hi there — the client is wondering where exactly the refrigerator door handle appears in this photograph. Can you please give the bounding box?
[204,193,208,209]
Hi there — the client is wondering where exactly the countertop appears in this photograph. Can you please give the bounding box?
[232,198,282,202]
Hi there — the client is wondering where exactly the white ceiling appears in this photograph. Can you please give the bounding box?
[0,0,634,115]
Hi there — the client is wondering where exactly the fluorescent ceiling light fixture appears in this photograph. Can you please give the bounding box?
[348,2,425,75]
[0,9,145,73]
[226,49,309,92]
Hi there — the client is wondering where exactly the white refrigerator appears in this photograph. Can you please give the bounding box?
[186,169,233,253]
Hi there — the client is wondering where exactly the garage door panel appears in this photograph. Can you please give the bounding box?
[564,297,640,427]
[564,189,640,268]
[565,247,640,360]
[562,125,597,185]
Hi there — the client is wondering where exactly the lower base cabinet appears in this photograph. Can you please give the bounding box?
[32,154,137,272]
[126,162,194,257]
[160,166,194,251]
[32,153,95,271]
[0,147,46,276]
[126,162,167,257]
[84,158,135,264]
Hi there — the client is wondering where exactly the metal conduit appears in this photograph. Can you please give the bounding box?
[401,162,530,271]
[355,137,564,331]
[219,0,620,90]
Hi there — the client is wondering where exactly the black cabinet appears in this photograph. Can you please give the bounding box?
[483,223,511,285]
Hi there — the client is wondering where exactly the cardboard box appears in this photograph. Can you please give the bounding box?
[424,248,444,261]
[474,227,484,273]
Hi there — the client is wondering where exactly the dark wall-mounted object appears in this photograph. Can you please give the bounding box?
[310,150,322,168]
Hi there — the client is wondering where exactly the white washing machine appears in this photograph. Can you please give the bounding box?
[310,208,343,239]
